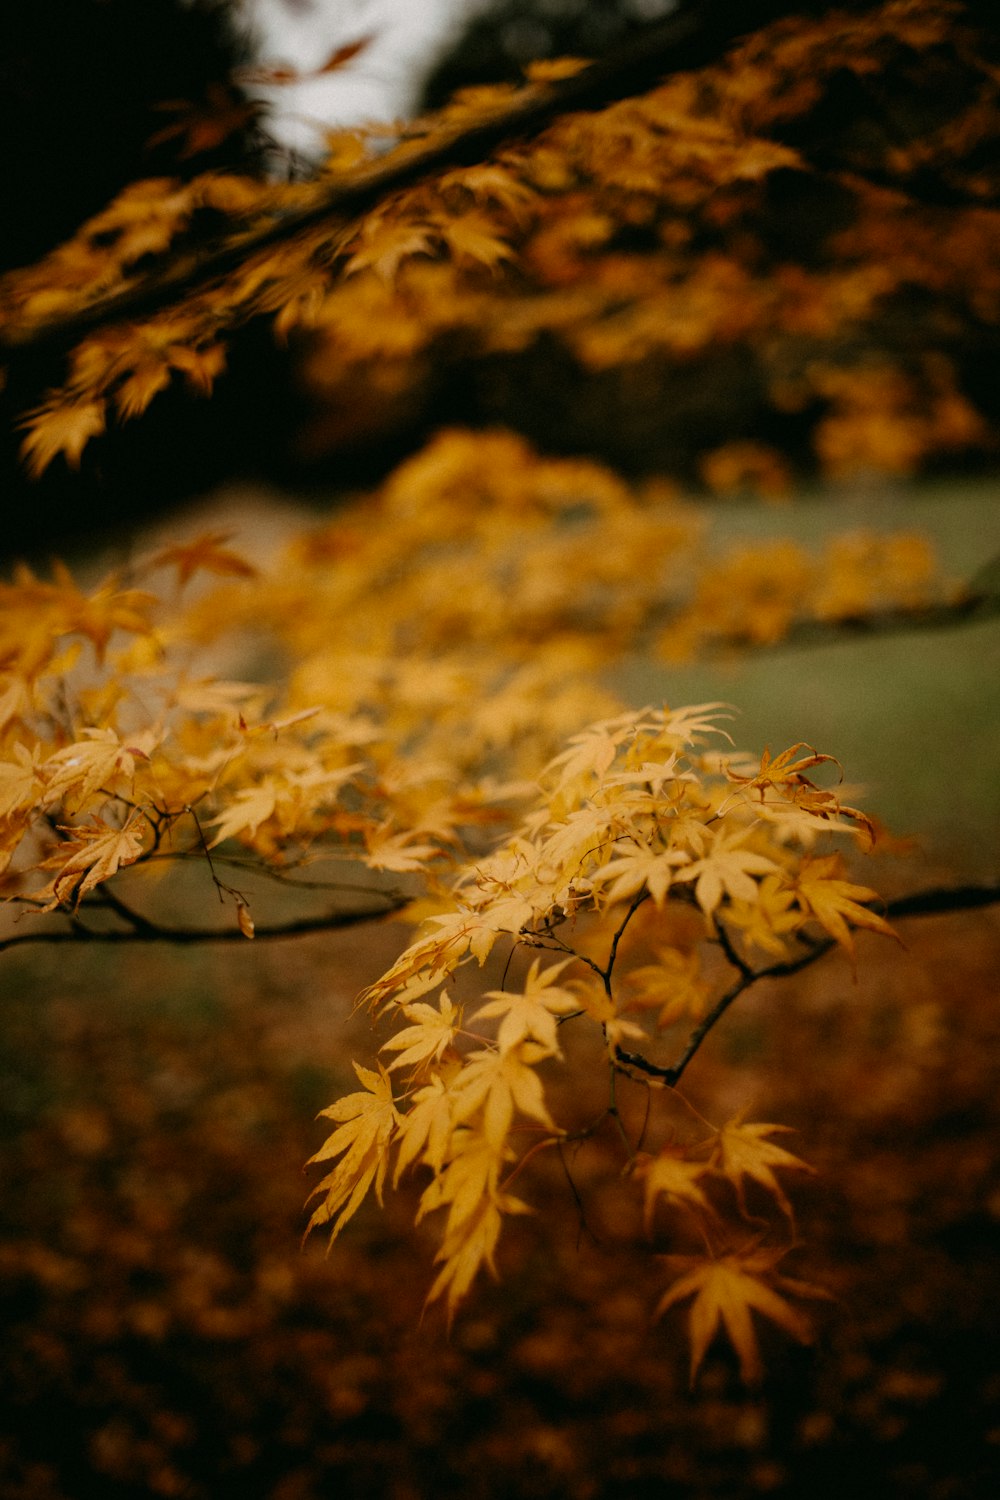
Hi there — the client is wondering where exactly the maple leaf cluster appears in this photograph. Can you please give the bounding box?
[1,427,937,933]
[2,0,997,485]
[307,698,894,1375]
[3,2,992,1387]
[0,421,920,1377]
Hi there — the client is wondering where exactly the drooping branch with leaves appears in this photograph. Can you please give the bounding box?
[1,0,999,1384]
[2,426,997,1378]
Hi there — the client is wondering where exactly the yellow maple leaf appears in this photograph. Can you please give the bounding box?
[418,1126,532,1321]
[72,581,158,663]
[794,853,897,958]
[19,399,106,477]
[656,1249,815,1384]
[625,946,710,1028]
[448,1042,557,1152]
[152,532,258,589]
[473,957,579,1056]
[674,827,780,918]
[724,874,803,960]
[381,990,462,1074]
[438,212,515,273]
[716,1117,814,1219]
[523,57,591,85]
[344,213,438,282]
[393,1072,457,1182]
[574,980,646,1050]
[35,814,146,912]
[418,1129,504,1238]
[426,1191,507,1320]
[590,843,690,908]
[363,823,443,873]
[438,164,538,222]
[306,1063,398,1242]
[0,674,34,732]
[43,728,148,811]
[0,743,43,821]
[639,1149,712,1231]
[208,783,278,847]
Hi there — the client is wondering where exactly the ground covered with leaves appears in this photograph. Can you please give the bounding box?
[2,893,997,1500]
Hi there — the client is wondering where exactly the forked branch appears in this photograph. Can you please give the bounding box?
[613,881,1000,1086]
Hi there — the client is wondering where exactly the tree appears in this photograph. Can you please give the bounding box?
[1,0,998,1391]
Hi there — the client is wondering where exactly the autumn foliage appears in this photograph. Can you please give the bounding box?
[0,423,960,1380]
[4,0,999,486]
[2,0,999,1395]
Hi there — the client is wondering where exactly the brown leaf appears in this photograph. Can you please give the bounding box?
[36,815,146,912]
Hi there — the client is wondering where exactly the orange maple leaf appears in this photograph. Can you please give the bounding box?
[19,399,106,477]
[236,36,373,89]
[147,84,259,159]
[152,532,258,589]
[726,742,841,800]
[36,814,146,912]
[794,853,897,959]
[114,358,173,420]
[656,1248,816,1384]
[716,1116,814,1219]
[167,342,227,396]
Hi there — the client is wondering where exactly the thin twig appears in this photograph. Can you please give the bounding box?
[714,918,754,980]
[603,889,651,993]
[882,881,1000,918]
[89,884,163,938]
[154,848,405,900]
[614,879,1000,1086]
[0,894,409,954]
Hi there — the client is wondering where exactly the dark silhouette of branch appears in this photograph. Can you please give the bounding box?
[623,581,1000,662]
[90,882,166,939]
[0,891,409,955]
[880,882,1000,919]
[762,591,1000,651]
[614,879,1000,1086]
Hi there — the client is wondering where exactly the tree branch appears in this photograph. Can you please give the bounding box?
[881,881,1000,919]
[603,889,651,994]
[759,591,1000,651]
[89,883,165,938]
[0,0,817,360]
[0,893,409,955]
[614,879,1000,1086]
